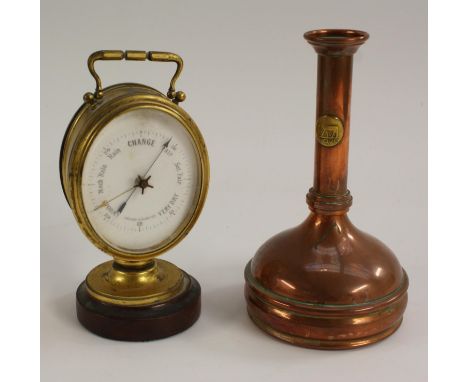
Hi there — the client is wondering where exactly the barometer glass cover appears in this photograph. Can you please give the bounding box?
[82,108,200,253]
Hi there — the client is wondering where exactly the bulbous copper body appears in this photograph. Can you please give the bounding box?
[244,30,408,349]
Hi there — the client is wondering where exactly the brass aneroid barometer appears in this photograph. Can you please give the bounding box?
[60,50,209,341]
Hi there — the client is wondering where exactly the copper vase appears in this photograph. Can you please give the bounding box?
[244,29,408,350]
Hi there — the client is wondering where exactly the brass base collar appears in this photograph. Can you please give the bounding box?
[85,259,187,307]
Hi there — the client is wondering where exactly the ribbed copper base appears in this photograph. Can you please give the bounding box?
[245,261,408,350]
[248,312,403,350]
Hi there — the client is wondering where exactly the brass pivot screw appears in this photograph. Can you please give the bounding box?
[83,90,104,106]
[168,89,186,104]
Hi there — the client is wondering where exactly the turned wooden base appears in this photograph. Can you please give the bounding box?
[76,274,201,341]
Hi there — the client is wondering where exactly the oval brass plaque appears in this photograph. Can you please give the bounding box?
[316,115,344,147]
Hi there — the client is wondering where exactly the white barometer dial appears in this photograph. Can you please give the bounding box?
[81,108,200,253]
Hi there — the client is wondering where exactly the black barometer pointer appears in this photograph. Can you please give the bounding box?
[116,137,172,214]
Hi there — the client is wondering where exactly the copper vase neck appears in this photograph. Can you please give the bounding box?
[305,29,369,214]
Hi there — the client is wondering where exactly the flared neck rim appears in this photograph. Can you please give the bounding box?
[304,29,369,46]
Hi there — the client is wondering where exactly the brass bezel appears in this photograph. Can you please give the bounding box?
[61,83,209,263]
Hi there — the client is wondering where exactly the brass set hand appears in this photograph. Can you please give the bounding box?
[92,185,136,212]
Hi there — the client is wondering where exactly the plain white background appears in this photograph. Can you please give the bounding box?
[41,1,427,381]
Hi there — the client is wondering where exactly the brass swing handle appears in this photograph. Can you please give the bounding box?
[84,50,186,105]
